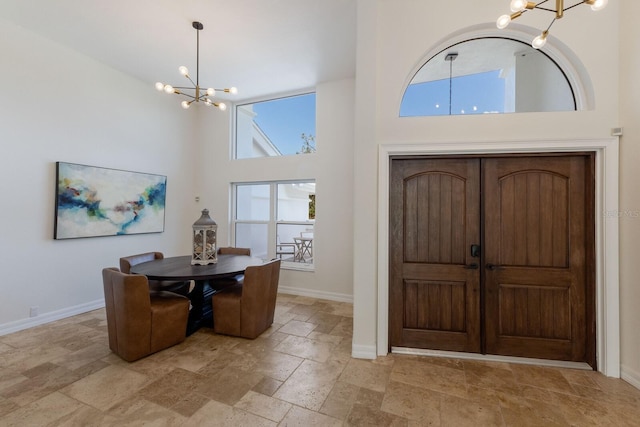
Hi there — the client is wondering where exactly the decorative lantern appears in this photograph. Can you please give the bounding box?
[192,209,218,265]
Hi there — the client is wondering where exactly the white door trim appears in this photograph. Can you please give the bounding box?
[377,138,620,377]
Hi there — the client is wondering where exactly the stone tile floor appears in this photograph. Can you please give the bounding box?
[1,293,639,426]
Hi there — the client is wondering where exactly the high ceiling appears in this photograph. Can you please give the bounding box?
[2,0,357,102]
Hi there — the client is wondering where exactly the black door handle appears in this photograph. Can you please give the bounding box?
[470,244,480,258]
[486,263,504,271]
[464,263,479,269]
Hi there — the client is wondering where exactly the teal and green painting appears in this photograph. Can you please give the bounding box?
[54,162,166,239]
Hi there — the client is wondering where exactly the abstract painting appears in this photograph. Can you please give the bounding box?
[54,162,167,239]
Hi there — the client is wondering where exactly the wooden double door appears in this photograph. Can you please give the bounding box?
[389,155,595,367]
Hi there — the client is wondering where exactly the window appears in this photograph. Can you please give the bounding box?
[233,181,316,270]
[400,37,575,117]
[235,93,316,159]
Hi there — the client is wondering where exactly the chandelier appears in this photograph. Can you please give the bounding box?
[155,21,237,110]
[497,0,608,49]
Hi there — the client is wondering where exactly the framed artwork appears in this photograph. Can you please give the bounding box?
[54,162,167,239]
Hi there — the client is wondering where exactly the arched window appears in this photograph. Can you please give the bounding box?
[400,37,576,117]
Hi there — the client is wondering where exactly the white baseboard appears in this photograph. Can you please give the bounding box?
[351,343,377,359]
[278,286,353,303]
[621,364,640,390]
[0,299,105,336]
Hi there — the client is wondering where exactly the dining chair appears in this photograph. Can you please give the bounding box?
[102,267,190,362]
[217,247,251,256]
[212,259,281,339]
[119,252,191,296]
[211,247,252,290]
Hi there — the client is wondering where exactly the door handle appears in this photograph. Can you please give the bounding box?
[464,263,479,269]
[470,244,481,258]
[485,263,504,271]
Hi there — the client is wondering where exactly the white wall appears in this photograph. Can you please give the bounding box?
[199,79,355,302]
[618,2,640,389]
[0,19,194,332]
[352,0,628,373]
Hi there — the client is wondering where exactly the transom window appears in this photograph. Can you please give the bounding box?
[235,93,316,159]
[400,37,575,117]
[233,181,316,270]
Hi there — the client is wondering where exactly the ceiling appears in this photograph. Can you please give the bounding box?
[1,0,357,102]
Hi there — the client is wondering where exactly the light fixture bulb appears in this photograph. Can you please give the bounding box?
[163,84,174,93]
[217,102,227,111]
[155,82,164,91]
[496,14,512,29]
[206,88,216,96]
[589,0,608,11]
[228,87,238,95]
[204,98,212,106]
[181,101,190,109]
[510,0,526,12]
[179,66,189,76]
[532,32,548,49]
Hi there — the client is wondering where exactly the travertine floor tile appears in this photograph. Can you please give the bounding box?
[60,364,149,411]
[0,391,86,427]
[339,358,393,393]
[274,359,346,410]
[277,319,317,337]
[280,405,342,426]
[320,380,361,419]
[234,390,292,422]
[196,366,263,406]
[252,349,303,382]
[274,334,336,363]
[381,380,442,424]
[440,395,504,427]
[183,399,276,427]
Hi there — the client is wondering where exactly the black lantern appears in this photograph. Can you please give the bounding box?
[192,209,217,265]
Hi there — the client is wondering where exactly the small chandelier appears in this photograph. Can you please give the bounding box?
[497,0,608,49]
[155,21,237,110]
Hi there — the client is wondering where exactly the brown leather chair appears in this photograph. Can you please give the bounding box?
[120,252,190,296]
[212,247,252,290]
[212,259,280,339]
[102,267,190,362]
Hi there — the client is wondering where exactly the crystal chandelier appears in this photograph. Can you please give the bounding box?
[497,0,608,49]
[155,21,237,110]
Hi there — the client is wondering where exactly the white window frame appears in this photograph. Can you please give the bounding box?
[232,180,315,271]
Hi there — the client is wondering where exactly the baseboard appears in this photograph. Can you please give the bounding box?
[0,299,105,336]
[278,286,353,303]
[621,364,640,390]
[351,343,377,359]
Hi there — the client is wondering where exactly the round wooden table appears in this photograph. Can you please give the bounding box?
[131,254,264,334]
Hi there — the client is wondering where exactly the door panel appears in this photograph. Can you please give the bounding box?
[390,158,481,352]
[483,156,588,361]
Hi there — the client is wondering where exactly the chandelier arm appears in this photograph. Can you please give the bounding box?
[173,86,197,90]
[174,93,197,100]
[184,75,197,87]
[545,17,558,32]
[535,0,584,12]
[563,1,588,12]
[533,0,551,10]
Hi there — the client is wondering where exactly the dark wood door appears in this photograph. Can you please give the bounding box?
[389,158,482,352]
[389,155,594,366]
[483,156,593,363]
